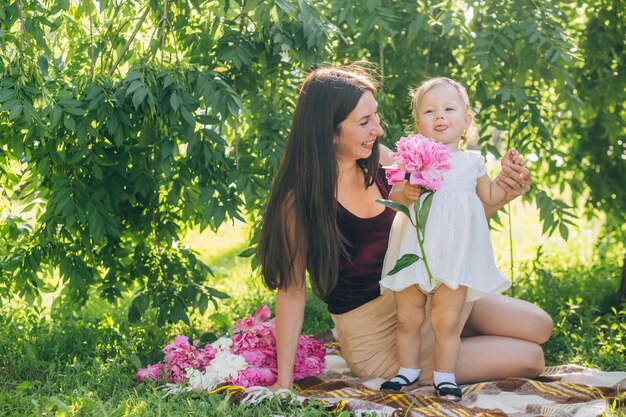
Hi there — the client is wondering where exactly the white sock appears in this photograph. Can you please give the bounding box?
[392,367,420,383]
[433,371,457,387]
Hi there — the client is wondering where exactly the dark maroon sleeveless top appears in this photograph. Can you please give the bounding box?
[326,168,395,314]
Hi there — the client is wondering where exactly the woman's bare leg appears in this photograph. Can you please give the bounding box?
[394,286,427,369]
[456,335,546,384]
[430,285,468,373]
[456,294,551,384]
[464,294,553,344]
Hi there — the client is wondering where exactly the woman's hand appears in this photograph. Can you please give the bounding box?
[267,382,291,392]
[496,149,531,200]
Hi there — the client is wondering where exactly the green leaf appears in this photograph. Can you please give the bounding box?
[387,253,421,275]
[125,80,142,96]
[376,199,412,222]
[132,87,148,109]
[129,354,142,370]
[238,247,256,257]
[559,222,569,241]
[8,103,23,120]
[0,88,16,102]
[417,191,435,238]
[63,115,76,131]
[169,92,180,112]
[171,302,190,325]
[50,106,62,128]
[64,107,86,116]
[207,287,230,300]
[196,113,219,125]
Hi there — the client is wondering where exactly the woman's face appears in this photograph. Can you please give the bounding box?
[333,90,383,163]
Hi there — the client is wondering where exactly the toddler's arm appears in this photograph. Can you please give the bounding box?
[476,173,507,206]
[476,149,522,206]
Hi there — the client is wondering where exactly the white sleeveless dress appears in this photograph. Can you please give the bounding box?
[380,151,510,301]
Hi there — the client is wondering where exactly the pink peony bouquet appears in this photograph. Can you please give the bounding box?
[378,134,452,283]
[135,305,325,394]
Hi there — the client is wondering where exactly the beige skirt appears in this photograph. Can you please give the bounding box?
[331,292,473,384]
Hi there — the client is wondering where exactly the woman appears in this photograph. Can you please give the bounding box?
[258,64,553,390]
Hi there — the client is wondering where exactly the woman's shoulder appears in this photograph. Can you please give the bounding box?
[375,165,392,195]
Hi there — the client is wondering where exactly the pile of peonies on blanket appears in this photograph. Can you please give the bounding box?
[135,305,325,393]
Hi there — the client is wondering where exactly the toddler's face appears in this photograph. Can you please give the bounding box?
[415,84,472,151]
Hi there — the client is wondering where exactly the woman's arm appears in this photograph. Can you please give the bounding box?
[379,143,395,166]
[272,283,307,389]
[268,199,307,391]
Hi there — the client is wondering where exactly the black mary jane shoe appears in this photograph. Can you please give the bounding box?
[434,381,462,401]
[380,375,420,391]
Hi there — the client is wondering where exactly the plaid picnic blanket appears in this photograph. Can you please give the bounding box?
[291,352,626,417]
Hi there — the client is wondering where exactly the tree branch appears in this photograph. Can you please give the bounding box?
[108,5,150,76]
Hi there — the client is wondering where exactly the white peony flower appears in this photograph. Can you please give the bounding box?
[186,368,218,393]
[211,337,233,352]
[207,350,248,381]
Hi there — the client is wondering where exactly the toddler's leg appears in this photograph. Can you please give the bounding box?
[380,286,426,391]
[430,285,467,401]
[394,285,427,369]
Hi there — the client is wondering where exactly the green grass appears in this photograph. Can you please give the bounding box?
[0,205,624,416]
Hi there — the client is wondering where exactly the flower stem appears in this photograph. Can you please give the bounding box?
[414,204,434,285]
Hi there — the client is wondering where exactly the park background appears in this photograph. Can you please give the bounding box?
[0,0,624,415]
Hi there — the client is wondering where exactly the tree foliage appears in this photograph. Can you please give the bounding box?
[0,0,623,321]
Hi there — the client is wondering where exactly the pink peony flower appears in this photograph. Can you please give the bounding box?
[293,335,325,380]
[385,166,407,185]
[233,305,271,333]
[240,346,277,368]
[386,134,452,190]
[232,367,277,388]
[135,362,163,382]
[198,343,217,370]
[231,307,276,354]
[162,335,203,383]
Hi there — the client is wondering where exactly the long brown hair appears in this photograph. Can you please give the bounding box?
[258,64,379,299]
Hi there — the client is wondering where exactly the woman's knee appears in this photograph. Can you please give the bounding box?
[530,309,554,344]
[521,344,546,377]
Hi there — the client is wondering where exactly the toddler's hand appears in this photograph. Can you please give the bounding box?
[403,182,422,201]
[501,148,525,168]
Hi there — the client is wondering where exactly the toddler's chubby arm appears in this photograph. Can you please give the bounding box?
[479,148,531,217]
[476,149,524,206]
